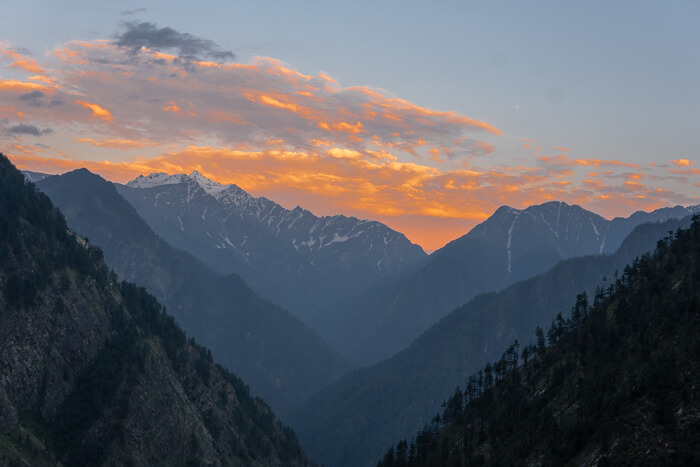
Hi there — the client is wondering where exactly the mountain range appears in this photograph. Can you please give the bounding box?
[35,169,350,419]
[328,200,700,365]
[0,154,308,465]
[15,162,700,465]
[116,171,427,328]
[56,168,700,371]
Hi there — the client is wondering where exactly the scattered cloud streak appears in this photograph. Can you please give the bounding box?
[121,8,147,16]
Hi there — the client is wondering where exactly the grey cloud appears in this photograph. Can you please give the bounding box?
[18,91,63,108]
[20,90,46,101]
[115,21,235,62]
[19,90,46,107]
[9,124,54,136]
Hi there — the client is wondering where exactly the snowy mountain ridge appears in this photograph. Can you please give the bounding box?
[117,171,427,325]
[124,170,422,260]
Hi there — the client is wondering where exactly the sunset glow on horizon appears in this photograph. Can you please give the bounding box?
[1,6,698,252]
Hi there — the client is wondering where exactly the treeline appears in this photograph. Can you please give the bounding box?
[378,216,700,466]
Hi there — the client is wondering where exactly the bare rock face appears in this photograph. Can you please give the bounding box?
[0,153,308,466]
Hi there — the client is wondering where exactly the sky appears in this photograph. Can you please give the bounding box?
[1,1,699,251]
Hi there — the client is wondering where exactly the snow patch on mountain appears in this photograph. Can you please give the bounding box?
[189,171,232,195]
[127,172,187,188]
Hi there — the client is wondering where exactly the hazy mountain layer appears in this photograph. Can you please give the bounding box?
[292,216,692,467]
[36,169,350,419]
[330,200,700,366]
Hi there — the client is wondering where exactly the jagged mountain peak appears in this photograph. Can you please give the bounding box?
[213,182,258,207]
[469,200,607,240]
[188,170,233,195]
[524,200,601,219]
[126,172,188,189]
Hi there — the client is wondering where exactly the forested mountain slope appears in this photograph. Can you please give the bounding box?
[292,215,693,467]
[379,216,700,466]
[0,154,308,466]
[36,169,350,419]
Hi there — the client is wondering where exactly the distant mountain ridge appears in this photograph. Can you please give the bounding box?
[118,171,427,326]
[36,169,351,419]
[328,200,700,366]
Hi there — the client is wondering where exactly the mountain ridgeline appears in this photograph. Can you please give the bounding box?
[329,200,700,366]
[378,217,700,466]
[291,214,695,467]
[35,169,350,419]
[0,154,308,465]
[116,171,427,329]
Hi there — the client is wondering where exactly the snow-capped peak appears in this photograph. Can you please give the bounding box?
[188,170,231,195]
[126,172,188,189]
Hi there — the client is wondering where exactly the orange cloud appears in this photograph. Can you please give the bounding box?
[669,167,700,176]
[553,146,570,152]
[319,120,365,134]
[623,180,646,191]
[671,159,693,168]
[0,78,46,93]
[624,172,646,181]
[163,102,181,113]
[574,158,641,169]
[0,47,45,74]
[75,100,113,121]
[258,95,300,112]
[357,87,503,136]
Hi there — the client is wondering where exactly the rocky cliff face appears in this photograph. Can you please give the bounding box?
[0,154,307,466]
